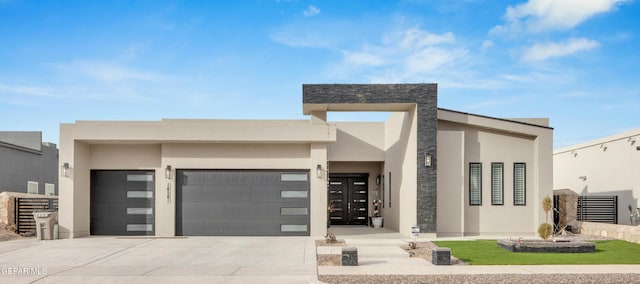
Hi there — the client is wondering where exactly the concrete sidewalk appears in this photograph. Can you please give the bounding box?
[2,228,640,284]
[318,226,640,282]
[0,237,319,283]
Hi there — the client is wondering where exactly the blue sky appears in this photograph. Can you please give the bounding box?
[0,0,638,149]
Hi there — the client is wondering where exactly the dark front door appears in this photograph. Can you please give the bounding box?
[328,174,368,225]
[90,170,155,235]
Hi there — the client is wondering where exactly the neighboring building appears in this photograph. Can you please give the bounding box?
[554,129,640,225]
[58,84,553,239]
[0,131,58,195]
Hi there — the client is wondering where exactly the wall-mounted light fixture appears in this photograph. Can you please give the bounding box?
[424,153,432,167]
[600,144,608,151]
[376,175,381,185]
[316,164,323,179]
[60,163,70,178]
[165,165,173,179]
[628,137,637,145]
[571,150,578,157]
[578,176,587,181]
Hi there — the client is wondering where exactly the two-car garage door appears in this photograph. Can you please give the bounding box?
[175,170,310,236]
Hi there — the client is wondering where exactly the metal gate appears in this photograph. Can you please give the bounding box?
[14,198,58,234]
[577,195,618,224]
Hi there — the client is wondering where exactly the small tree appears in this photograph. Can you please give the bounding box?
[542,195,552,223]
[538,195,553,241]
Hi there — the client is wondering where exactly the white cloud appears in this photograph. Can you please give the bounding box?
[0,83,52,97]
[481,40,494,50]
[493,0,629,34]
[269,30,333,48]
[329,27,467,82]
[404,47,466,73]
[522,38,599,61]
[465,99,503,110]
[342,50,386,66]
[396,29,454,48]
[53,60,169,83]
[303,5,320,17]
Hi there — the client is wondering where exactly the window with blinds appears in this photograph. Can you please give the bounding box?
[491,163,504,205]
[514,163,526,205]
[469,163,482,205]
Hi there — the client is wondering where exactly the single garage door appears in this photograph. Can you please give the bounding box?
[90,170,155,236]
[176,170,310,236]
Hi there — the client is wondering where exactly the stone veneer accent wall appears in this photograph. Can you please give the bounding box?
[554,189,578,229]
[569,220,640,244]
[303,84,438,232]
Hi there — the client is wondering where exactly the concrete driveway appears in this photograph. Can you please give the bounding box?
[0,236,319,283]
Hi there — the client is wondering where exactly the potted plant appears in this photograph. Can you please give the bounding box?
[327,200,337,228]
[371,200,383,228]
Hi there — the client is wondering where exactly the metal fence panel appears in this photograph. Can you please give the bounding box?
[14,198,58,234]
[577,195,617,224]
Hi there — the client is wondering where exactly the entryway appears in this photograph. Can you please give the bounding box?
[327,174,368,225]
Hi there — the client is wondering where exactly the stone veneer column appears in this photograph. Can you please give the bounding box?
[554,189,578,229]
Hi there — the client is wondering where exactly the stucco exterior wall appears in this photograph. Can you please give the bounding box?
[554,130,640,225]
[437,130,465,236]
[328,122,385,162]
[383,109,418,235]
[437,110,553,236]
[0,132,58,195]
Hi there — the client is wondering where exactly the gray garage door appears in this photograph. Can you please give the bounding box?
[176,170,310,236]
[90,170,155,236]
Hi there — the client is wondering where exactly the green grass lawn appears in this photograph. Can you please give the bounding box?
[432,240,640,265]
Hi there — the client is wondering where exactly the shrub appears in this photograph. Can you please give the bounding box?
[538,223,553,240]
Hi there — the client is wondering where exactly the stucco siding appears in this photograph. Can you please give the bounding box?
[437,130,465,236]
[383,110,418,235]
[554,130,640,225]
[328,122,385,162]
[0,132,58,195]
[438,120,540,235]
[90,144,162,169]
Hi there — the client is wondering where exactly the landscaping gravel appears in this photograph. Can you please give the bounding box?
[318,273,640,283]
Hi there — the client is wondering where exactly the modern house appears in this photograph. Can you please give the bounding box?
[554,129,640,225]
[0,131,58,195]
[58,84,553,239]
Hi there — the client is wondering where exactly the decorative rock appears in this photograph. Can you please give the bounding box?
[431,247,451,265]
[341,247,358,266]
[497,239,595,253]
